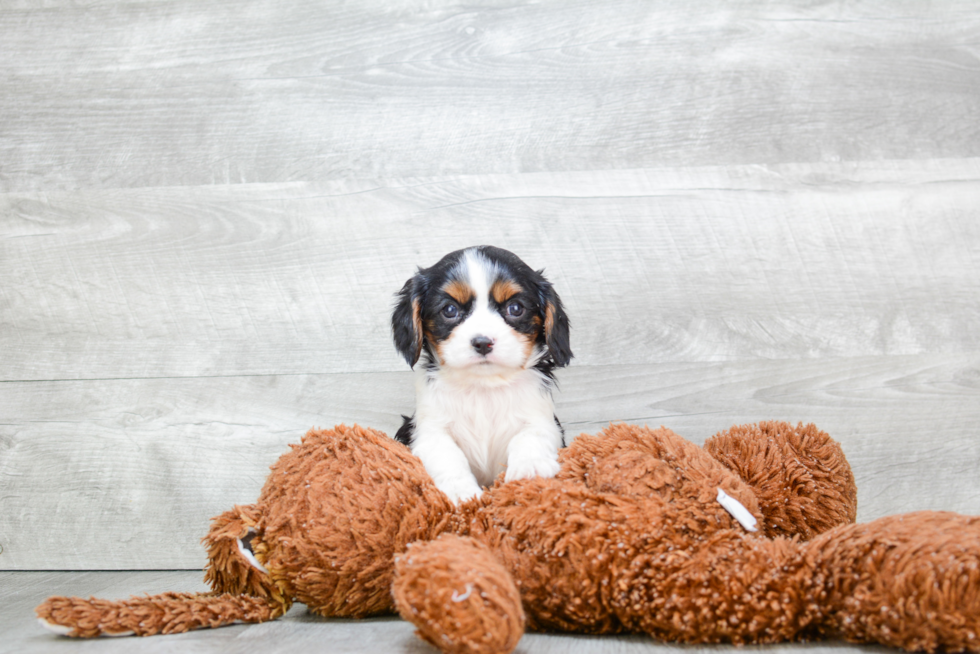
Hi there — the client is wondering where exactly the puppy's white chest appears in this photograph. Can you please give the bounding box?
[454,391,521,479]
[417,372,549,486]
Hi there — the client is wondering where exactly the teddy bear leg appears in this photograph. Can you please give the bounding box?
[35,592,283,637]
[703,421,857,539]
[392,534,525,654]
[805,512,980,652]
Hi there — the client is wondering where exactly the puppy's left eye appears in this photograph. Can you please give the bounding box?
[506,302,524,317]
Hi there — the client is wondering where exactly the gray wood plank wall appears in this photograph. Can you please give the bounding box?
[2,0,979,573]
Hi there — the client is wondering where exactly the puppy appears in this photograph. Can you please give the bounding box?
[391,246,572,503]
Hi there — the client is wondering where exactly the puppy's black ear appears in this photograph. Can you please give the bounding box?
[392,274,425,368]
[537,275,573,368]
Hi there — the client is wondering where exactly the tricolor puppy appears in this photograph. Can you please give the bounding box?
[392,246,572,503]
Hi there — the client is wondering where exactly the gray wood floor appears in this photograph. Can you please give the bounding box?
[2,571,892,654]
[2,0,979,651]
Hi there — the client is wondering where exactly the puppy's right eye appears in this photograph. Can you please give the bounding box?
[441,304,458,319]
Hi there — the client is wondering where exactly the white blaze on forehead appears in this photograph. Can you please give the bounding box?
[458,248,499,336]
[461,248,495,307]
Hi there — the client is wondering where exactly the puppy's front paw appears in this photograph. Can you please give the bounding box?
[436,475,483,504]
[504,454,561,483]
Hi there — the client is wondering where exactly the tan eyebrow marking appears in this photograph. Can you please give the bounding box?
[443,279,474,305]
[490,279,523,304]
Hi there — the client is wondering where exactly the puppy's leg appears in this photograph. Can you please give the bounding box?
[504,423,562,483]
[411,423,483,504]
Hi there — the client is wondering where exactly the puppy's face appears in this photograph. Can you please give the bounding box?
[426,250,539,372]
[392,246,572,374]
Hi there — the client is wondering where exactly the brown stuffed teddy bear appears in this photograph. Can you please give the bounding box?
[37,421,980,654]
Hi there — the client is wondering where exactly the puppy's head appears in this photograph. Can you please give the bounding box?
[392,246,572,374]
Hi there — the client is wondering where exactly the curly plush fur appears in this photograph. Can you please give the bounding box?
[37,422,980,654]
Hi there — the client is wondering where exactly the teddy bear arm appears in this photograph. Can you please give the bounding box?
[392,535,525,654]
[560,425,756,502]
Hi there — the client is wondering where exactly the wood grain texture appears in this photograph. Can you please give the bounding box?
[2,0,980,191]
[1,0,979,596]
[2,354,977,569]
[3,160,979,381]
[1,570,901,653]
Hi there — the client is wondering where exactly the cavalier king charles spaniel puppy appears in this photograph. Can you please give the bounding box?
[391,246,572,503]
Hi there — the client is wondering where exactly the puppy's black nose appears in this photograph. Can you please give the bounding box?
[471,336,494,356]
